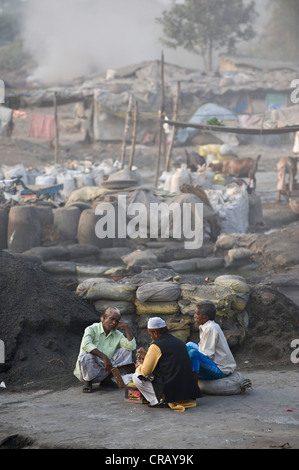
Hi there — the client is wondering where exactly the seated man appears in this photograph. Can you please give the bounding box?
[74,306,136,393]
[187,301,236,380]
[132,317,201,409]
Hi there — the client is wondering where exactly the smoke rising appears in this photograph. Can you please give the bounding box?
[23,0,191,85]
[22,0,270,86]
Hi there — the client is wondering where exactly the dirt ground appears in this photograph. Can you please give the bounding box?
[1,104,299,451]
[1,368,299,451]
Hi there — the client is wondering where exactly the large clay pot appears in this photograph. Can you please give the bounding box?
[7,205,41,252]
[53,206,81,241]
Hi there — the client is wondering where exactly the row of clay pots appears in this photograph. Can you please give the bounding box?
[0,203,114,253]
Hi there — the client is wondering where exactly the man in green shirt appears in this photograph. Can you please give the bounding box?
[74,306,136,393]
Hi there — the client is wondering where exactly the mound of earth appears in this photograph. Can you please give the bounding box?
[215,222,299,274]
[0,251,99,390]
[236,283,299,367]
[250,223,299,273]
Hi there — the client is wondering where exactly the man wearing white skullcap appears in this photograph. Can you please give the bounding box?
[147,317,166,329]
[132,317,201,409]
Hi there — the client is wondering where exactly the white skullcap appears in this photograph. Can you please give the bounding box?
[147,317,166,329]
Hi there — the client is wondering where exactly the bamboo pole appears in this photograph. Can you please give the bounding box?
[54,92,59,164]
[129,100,138,170]
[154,114,163,187]
[121,94,133,169]
[164,81,180,172]
[154,51,165,187]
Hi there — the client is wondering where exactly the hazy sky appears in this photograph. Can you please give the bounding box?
[22,0,268,85]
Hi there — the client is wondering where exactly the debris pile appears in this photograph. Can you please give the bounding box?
[0,250,98,389]
[0,246,298,391]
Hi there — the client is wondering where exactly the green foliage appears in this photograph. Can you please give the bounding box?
[0,2,32,75]
[156,0,258,71]
[0,37,31,73]
[0,12,21,45]
[206,117,224,126]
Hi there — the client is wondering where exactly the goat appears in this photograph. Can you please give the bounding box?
[185,150,206,172]
[209,154,262,189]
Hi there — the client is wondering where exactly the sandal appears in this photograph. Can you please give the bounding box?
[82,384,93,393]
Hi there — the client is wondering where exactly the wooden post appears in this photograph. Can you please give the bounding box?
[154,51,165,187]
[54,92,59,164]
[129,100,138,170]
[155,113,162,187]
[164,81,180,172]
[121,94,133,169]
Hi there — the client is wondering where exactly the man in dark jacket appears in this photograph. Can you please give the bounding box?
[132,317,201,409]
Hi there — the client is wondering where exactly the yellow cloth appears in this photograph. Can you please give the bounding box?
[168,399,197,412]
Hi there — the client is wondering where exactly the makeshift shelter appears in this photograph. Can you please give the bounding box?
[10,58,299,145]
[218,55,298,111]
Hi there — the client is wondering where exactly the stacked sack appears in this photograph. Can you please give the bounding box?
[76,277,137,311]
[179,274,250,347]
[75,272,250,349]
[76,277,138,337]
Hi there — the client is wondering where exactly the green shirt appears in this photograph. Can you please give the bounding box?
[74,322,136,378]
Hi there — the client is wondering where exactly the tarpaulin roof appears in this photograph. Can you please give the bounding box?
[13,58,298,108]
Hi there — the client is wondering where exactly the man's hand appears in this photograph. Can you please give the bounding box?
[102,355,112,372]
[116,321,129,330]
[137,347,147,360]
[135,347,146,368]
[90,349,112,372]
[115,321,134,341]
[135,359,144,368]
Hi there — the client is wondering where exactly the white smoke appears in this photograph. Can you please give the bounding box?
[22,0,192,85]
[22,0,267,86]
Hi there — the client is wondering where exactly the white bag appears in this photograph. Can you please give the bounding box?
[197,371,252,395]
